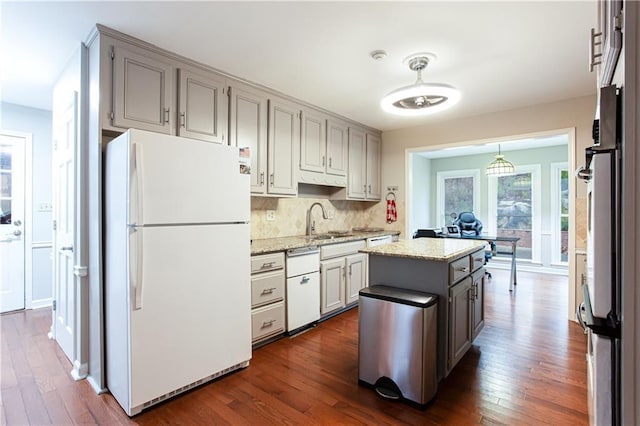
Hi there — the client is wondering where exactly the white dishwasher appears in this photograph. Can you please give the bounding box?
[366,235,394,247]
[286,247,320,333]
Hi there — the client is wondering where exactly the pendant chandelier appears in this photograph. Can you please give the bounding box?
[486,145,515,176]
[381,53,461,116]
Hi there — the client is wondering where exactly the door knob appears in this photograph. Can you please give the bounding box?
[13,220,22,226]
[13,229,22,236]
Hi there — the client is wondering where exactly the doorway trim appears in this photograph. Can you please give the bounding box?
[405,127,578,321]
[1,129,33,310]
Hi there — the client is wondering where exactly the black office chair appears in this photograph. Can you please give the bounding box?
[453,212,494,278]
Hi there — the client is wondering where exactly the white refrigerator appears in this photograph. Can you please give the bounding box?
[105,129,251,416]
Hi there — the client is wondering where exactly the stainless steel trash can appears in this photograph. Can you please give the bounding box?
[358,285,438,408]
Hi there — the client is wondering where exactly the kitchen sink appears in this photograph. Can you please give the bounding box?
[308,233,353,241]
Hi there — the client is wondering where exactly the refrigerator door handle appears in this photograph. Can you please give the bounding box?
[133,143,145,225]
[131,227,144,310]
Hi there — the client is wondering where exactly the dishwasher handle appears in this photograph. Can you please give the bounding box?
[287,246,319,257]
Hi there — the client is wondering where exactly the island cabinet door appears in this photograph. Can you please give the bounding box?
[471,269,485,339]
[448,276,473,372]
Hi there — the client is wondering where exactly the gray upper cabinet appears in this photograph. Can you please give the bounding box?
[177,69,227,144]
[299,112,347,187]
[112,45,174,134]
[366,133,381,200]
[326,119,348,177]
[347,127,367,199]
[268,97,299,196]
[229,84,268,195]
[348,127,381,200]
[300,109,326,174]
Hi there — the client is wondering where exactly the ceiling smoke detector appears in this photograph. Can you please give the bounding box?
[381,52,460,116]
[370,50,387,60]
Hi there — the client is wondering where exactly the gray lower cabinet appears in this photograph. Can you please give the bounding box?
[320,241,367,316]
[250,252,286,344]
[448,276,473,370]
[321,258,345,314]
[471,268,485,339]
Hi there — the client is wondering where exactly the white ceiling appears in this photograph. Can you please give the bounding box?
[1,1,597,132]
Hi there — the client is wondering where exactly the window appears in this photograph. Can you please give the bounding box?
[0,143,12,224]
[551,163,569,264]
[436,169,480,227]
[488,165,541,262]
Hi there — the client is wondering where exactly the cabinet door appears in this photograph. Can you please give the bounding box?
[345,253,367,305]
[471,269,485,339]
[326,119,348,177]
[448,277,472,371]
[177,69,227,144]
[112,45,173,134]
[321,259,345,315]
[347,127,366,199]
[268,97,299,196]
[366,133,381,200]
[300,109,326,173]
[229,85,268,194]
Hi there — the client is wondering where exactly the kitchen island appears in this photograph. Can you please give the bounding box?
[360,238,487,379]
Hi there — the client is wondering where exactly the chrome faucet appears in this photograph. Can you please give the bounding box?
[307,202,329,237]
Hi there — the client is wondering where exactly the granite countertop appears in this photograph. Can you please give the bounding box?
[359,237,486,262]
[251,230,400,255]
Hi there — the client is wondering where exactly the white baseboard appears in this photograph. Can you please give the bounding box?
[487,260,568,276]
[87,375,107,395]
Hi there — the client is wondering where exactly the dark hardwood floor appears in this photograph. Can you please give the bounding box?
[1,269,588,425]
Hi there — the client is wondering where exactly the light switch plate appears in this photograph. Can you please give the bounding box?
[38,202,53,212]
[266,210,276,221]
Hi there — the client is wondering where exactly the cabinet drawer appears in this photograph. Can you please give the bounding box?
[320,240,366,260]
[251,252,284,273]
[252,301,285,342]
[449,256,471,285]
[470,249,485,272]
[251,269,285,308]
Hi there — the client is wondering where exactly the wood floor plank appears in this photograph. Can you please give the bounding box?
[0,269,589,424]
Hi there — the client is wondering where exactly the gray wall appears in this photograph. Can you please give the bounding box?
[426,144,568,226]
[412,144,568,266]
[1,101,53,306]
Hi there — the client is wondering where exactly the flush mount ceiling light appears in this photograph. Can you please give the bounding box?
[381,52,461,116]
[486,145,515,176]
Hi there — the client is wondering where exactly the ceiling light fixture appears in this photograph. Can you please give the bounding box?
[486,145,515,176]
[381,52,461,116]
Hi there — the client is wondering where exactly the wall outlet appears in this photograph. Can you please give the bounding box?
[266,210,276,221]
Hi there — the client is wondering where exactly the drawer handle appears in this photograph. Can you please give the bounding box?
[260,261,275,269]
[261,319,276,328]
[300,276,310,284]
[261,287,276,295]
[457,267,469,273]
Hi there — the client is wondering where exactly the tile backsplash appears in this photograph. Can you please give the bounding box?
[250,197,405,240]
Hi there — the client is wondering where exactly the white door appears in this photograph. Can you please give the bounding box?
[52,94,77,362]
[0,132,26,313]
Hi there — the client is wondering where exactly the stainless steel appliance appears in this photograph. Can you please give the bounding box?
[576,85,621,425]
[358,285,438,407]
